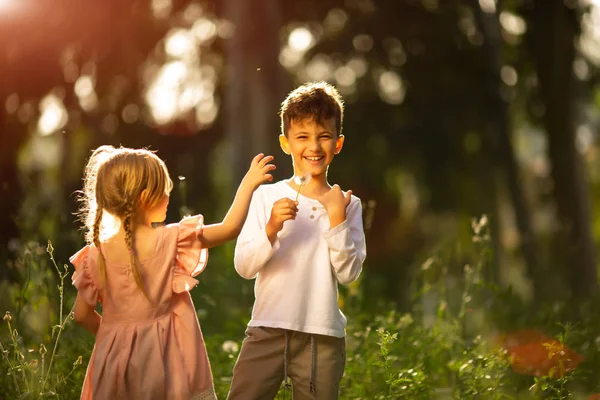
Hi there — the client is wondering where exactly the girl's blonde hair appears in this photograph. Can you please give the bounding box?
[78,145,173,301]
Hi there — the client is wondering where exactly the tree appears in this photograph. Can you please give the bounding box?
[525,0,597,298]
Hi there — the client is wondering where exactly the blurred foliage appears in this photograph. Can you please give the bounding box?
[3,219,600,398]
[2,0,600,397]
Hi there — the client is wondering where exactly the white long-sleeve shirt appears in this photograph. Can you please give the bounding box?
[234,180,367,337]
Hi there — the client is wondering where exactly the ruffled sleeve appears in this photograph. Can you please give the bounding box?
[173,215,209,293]
[69,245,99,306]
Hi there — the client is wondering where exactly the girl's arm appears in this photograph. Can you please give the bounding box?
[73,293,101,335]
[199,154,275,248]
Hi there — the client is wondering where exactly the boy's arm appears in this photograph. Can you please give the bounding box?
[323,197,367,285]
[234,190,280,279]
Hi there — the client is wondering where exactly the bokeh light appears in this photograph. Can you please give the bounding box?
[288,27,315,52]
[151,0,172,19]
[580,0,600,66]
[165,29,196,59]
[37,94,68,136]
[499,12,527,36]
[378,70,405,105]
[478,0,497,14]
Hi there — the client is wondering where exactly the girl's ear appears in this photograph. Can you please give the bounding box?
[139,189,150,208]
[279,134,291,155]
[334,134,345,155]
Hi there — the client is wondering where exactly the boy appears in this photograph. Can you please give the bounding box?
[228,82,366,400]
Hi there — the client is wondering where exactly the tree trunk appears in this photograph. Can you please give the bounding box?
[469,0,542,292]
[528,0,597,298]
[223,0,290,186]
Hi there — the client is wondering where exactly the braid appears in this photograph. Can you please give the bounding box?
[93,208,106,287]
[123,204,151,303]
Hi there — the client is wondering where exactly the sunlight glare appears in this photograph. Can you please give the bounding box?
[74,76,94,98]
[478,0,496,13]
[323,9,348,34]
[305,55,334,81]
[195,97,218,125]
[165,29,195,58]
[152,0,172,19]
[38,94,68,136]
[499,12,526,35]
[580,1,600,65]
[334,66,356,87]
[288,27,314,52]
[158,61,188,86]
[378,71,405,105]
[352,34,374,52]
[192,18,217,43]
[500,65,518,86]
[147,88,178,124]
[279,45,304,68]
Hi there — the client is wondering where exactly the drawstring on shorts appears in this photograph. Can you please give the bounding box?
[309,334,315,394]
[283,330,291,389]
[283,330,316,397]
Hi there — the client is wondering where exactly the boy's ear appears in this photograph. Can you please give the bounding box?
[334,134,345,154]
[279,134,291,155]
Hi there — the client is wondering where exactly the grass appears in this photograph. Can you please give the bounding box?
[2,217,600,399]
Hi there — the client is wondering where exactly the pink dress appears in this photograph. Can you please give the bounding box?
[70,215,217,400]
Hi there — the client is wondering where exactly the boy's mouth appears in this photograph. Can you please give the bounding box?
[303,156,324,162]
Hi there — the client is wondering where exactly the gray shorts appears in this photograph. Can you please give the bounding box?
[227,327,346,400]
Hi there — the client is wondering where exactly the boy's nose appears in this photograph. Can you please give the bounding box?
[308,138,321,150]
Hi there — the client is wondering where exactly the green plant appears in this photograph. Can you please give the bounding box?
[0,241,82,398]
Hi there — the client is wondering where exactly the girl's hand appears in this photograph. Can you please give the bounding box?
[318,185,352,228]
[242,154,276,190]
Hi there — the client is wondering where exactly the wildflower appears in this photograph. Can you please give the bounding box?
[498,329,584,378]
[3,311,11,321]
[47,240,54,254]
[73,355,83,367]
[39,344,47,356]
[222,340,239,354]
[293,173,311,201]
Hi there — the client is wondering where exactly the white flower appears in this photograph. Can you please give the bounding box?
[293,173,311,201]
[222,340,239,354]
[293,172,311,186]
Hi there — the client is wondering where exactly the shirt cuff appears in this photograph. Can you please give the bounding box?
[323,219,349,239]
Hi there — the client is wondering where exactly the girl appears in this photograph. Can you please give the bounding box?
[70,145,275,400]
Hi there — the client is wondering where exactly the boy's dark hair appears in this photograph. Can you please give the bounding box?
[279,81,344,137]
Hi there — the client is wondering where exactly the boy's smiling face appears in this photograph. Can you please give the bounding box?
[280,117,345,181]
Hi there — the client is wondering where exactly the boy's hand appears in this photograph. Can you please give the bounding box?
[266,198,298,244]
[318,185,352,228]
[242,154,276,190]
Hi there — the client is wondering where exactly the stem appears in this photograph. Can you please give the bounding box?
[40,352,45,387]
[49,252,64,331]
[41,305,74,392]
[0,341,21,392]
[294,183,304,202]
[55,363,80,388]
[16,254,32,324]
[41,246,72,393]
